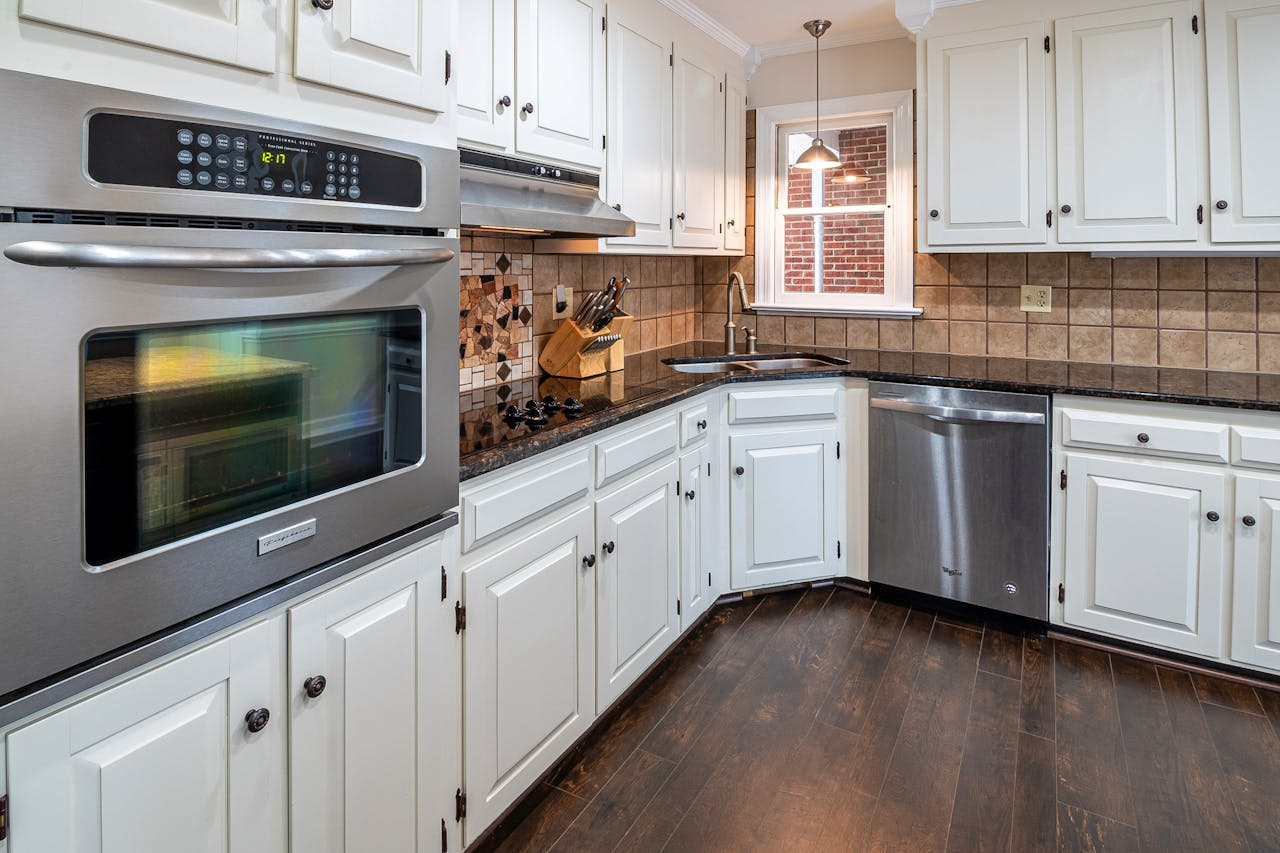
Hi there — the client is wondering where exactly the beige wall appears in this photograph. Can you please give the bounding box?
[748,38,916,108]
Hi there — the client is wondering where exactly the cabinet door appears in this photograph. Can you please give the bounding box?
[457,0,517,150]
[925,23,1048,246]
[515,0,606,168]
[604,7,673,248]
[596,462,680,709]
[295,0,451,112]
[289,538,448,853]
[1054,2,1200,243]
[1231,474,1280,672]
[680,445,715,629]
[462,508,595,839]
[1063,453,1227,658]
[5,619,286,853]
[673,44,726,249]
[730,427,841,589]
[1206,0,1280,243]
[18,0,276,72]
[723,75,748,253]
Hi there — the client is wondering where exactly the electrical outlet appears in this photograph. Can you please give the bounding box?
[1021,285,1052,313]
[552,285,573,320]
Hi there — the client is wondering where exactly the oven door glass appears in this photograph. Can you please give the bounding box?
[83,310,423,566]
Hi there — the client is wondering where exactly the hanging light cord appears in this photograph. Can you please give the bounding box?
[814,28,821,140]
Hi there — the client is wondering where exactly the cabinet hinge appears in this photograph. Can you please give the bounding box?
[1197,204,1205,225]
[445,50,452,85]
[837,540,842,559]
[602,135,607,150]
[1057,583,1065,605]
[836,440,841,460]
[442,818,448,852]
[707,462,711,476]
[0,793,8,841]
[1060,469,1067,490]
[719,223,723,233]
[441,566,447,601]
[670,53,674,67]
[1047,210,1053,227]
[676,599,682,616]
[708,571,712,587]
[720,82,724,92]
[1192,14,1199,34]
[1044,35,1051,53]
[670,217,674,230]
[455,789,467,822]
[455,602,466,633]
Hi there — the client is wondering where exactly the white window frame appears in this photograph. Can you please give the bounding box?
[754,90,920,318]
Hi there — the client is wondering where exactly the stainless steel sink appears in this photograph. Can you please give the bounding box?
[663,361,749,373]
[663,353,850,374]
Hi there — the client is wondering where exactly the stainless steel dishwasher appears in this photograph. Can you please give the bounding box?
[869,382,1050,620]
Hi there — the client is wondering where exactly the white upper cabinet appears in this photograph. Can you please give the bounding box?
[515,0,606,167]
[925,23,1048,245]
[605,5,673,248]
[1054,1,1200,243]
[18,0,277,72]
[294,0,451,112]
[456,0,517,150]
[723,75,748,253]
[1231,473,1280,672]
[1206,0,1280,242]
[673,43,725,249]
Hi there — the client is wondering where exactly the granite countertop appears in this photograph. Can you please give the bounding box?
[459,341,1280,480]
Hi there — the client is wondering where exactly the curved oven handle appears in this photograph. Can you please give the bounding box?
[2,241,456,270]
[870,396,1045,425]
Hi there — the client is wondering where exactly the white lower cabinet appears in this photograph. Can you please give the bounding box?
[5,618,288,853]
[1062,453,1228,658]
[1231,473,1280,672]
[462,507,595,840]
[680,444,716,630]
[595,462,680,709]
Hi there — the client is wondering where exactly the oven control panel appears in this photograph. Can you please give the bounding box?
[85,112,423,208]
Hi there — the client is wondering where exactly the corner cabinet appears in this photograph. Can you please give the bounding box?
[1230,473,1280,671]
[679,442,716,629]
[722,75,748,253]
[672,42,726,250]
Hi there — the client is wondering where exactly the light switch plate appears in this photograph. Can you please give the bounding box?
[1021,285,1052,313]
[552,286,573,320]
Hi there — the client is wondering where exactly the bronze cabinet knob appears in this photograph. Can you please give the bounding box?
[245,707,271,734]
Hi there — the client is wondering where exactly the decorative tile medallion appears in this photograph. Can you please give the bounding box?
[459,273,533,392]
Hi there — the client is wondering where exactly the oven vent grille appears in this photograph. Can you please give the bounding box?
[9,209,440,237]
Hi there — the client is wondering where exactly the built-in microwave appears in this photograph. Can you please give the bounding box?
[0,70,460,710]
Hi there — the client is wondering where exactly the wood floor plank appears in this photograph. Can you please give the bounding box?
[978,627,1023,681]
[1191,672,1266,716]
[1020,635,1055,739]
[1055,803,1140,853]
[1009,733,1057,853]
[1260,686,1280,742]
[550,749,674,853]
[488,784,589,853]
[945,671,1020,853]
[1114,657,1247,853]
[1202,701,1280,851]
[819,600,911,733]
[1054,644,1135,824]
[860,621,983,853]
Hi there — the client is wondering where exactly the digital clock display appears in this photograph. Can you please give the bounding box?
[260,151,289,167]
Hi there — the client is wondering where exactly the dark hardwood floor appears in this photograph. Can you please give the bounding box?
[480,587,1280,853]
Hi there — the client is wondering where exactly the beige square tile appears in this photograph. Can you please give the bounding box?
[640,319,657,352]
[1068,289,1112,326]
[847,318,879,349]
[988,287,1025,323]
[757,314,785,344]
[1027,291,1069,325]
[880,319,914,351]
[558,255,583,289]
[785,316,815,346]
[914,253,949,285]
[1028,253,1069,288]
[950,321,988,355]
[915,285,949,318]
[914,320,949,353]
[1259,292,1280,332]
[1068,255,1112,288]
[1260,333,1280,371]
[1027,324,1067,360]
[815,317,846,348]
[730,254,754,286]
[1158,258,1207,290]
[987,322,1028,358]
[533,255,558,294]
[1159,291,1206,330]
[1207,258,1257,291]
[1207,292,1256,331]
[657,316,672,348]
[1159,329,1207,368]
[1207,332,1257,371]
[950,286,988,321]
[949,254,988,286]
[640,257,657,289]
[581,255,604,290]
[1069,326,1112,363]
[987,253,1027,286]
[1113,291,1157,327]
[1113,328,1158,366]
[1113,257,1158,290]
[1261,259,1280,292]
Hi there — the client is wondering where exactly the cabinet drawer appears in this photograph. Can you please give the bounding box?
[461,451,592,551]
[728,386,839,424]
[596,417,680,487]
[680,404,711,446]
[1232,426,1280,470]
[1060,408,1228,463]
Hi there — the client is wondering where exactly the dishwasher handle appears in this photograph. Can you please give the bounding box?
[870,396,1046,425]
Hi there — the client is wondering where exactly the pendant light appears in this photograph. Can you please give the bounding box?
[794,19,840,171]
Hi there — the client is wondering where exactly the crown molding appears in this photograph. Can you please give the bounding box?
[756,25,910,59]
[656,0,753,57]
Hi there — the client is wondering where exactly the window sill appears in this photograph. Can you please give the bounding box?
[749,303,924,319]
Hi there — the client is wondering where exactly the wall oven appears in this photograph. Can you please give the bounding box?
[0,71,459,710]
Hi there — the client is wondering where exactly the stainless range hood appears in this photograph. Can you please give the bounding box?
[459,148,635,238]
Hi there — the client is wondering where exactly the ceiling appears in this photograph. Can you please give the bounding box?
[685,0,906,54]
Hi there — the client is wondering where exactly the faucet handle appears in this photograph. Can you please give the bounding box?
[744,327,757,354]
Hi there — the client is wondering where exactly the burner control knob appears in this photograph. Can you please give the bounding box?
[563,396,583,414]
[503,405,524,421]
[542,394,562,411]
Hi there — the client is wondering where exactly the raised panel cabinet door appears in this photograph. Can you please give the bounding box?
[295,0,451,112]
[604,6,673,248]
[925,23,1048,246]
[457,0,517,150]
[1054,1,1201,243]
[1063,453,1228,658]
[1231,474,1280,671]
[288,538,446,853]
[680,445,715,629]
[515,0,606,168]
[18,0,276,72]
[462,507,595,840]
[723,75,748,253]
[5,618,286,853]
[730,427,841,589]
[1206,0,1280,242]
[673,44,726,249]
[596,461,680,709]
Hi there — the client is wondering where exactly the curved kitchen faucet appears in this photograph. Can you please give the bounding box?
[725,271,753,354]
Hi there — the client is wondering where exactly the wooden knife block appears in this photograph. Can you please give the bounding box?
[538,313,632,379]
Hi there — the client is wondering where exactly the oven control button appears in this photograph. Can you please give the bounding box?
[326,162,336,173]
[348,185,361,200]
[326,150,336,161]
[176,169,194,186]
[350,165,359,176]
[349,176,358,186]
[338,174,347,185]
[350,154,359,164]
[338,162,347,173]
[281,179,295,193]
[324,184,337,197]
[339,152,348,162]
[196,132,213,148]
[214,173,230,189]
[326,173,335,185]
[233,174,248,190]
[260,177,275,191]
[232,155,248,173]
[214,134,231,150]
[177,128,194,145]
[233,136,248,152]
[177,149,193,165]
[196,151,213,167]
[300,181,313,194]
[214,153,231,170]
[338,186,347,196]
[196,171,212,186]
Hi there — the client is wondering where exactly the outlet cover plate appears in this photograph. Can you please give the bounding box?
[1021,285,1052,313]
[552,287,573,320]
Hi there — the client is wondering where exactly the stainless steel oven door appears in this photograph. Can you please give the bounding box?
[0,223,459,699]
